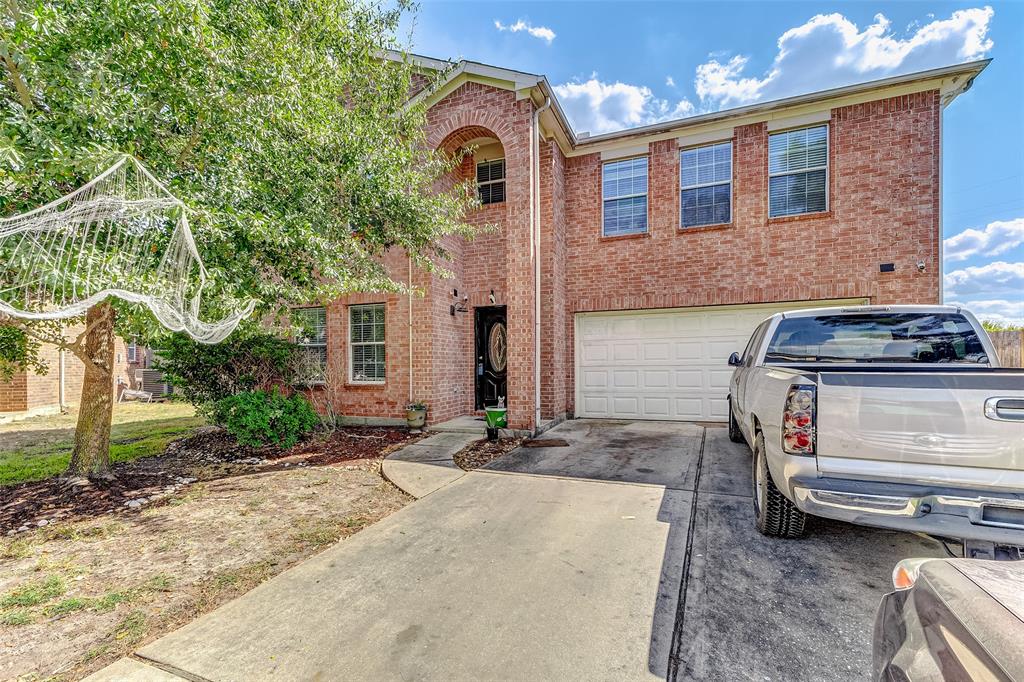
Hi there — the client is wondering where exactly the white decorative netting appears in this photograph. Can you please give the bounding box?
[0,155,253,343]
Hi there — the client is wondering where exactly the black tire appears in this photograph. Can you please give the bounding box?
[727,398,745,444]
[752,431,807,538]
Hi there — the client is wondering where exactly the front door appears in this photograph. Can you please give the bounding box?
[475,306,507,409]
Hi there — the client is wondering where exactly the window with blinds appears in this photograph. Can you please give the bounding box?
[476,159,505,205]
[603,156,648,236]
[294,307,327,384]
[681,141,732,227]
[350,304,385,383]
[768,125,828,218]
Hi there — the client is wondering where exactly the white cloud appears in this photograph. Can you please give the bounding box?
[665,76,676,88]
[553,77,694,134]
[947,299,1024,326]
[695,7,994,108]
[944,218,1024,262]
[494,19,556,44]
[945,261,1024,297]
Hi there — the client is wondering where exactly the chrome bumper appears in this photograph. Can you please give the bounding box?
[792,486,1024,543]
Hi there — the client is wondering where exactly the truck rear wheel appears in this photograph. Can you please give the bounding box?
[728,398,745,444]
[752,432,806,538]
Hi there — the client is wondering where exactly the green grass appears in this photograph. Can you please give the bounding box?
[113,610,147,644]
[0,575,65,608]
[93,591,132,613]
[44,597,89,617]
[144,574,175,592]
[0,406,204,486]
[0,609,33,626]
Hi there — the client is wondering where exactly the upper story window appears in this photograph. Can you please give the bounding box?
[768,124,828,218]
[602,156,648,236]
[681,141,732,228]
[294,306,327,384]
[476,159,506,205]
[350,303,385,383]
[126,341,138,364]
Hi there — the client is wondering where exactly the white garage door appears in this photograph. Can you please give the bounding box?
[574,300,865,422]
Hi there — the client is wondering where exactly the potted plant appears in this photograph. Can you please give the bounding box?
[406,400,428,430]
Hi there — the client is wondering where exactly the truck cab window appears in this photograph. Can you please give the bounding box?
[764,313,988,364]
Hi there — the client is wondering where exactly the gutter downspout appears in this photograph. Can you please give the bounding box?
[408,255,414,404]
[533,96,552,433]
[58,348,66,412]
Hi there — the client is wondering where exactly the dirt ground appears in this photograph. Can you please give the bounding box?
[0,426,419,681]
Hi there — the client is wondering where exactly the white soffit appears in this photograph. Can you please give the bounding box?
[600,144,649,161]
[766,109,831,132]
[676,128,734,148]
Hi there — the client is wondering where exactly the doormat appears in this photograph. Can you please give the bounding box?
[522,438,570,448]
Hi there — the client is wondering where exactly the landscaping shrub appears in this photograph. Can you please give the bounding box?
[154,327,299,417]
[214,389,318,448]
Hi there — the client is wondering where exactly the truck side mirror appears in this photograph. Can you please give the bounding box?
[728,352,742,367]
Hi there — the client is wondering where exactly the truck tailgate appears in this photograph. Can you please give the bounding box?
[815,372,1024,489]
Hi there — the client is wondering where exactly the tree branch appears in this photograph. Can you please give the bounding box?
[4,317,69,349]
[68,306,112,360]
[175,113,206,167]
[0,43,32,110]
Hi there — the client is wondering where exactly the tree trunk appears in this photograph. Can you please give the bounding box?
[65,301,116,480]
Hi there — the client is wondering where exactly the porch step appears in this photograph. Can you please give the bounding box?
[427,415,487,435]
[427,414,530,438]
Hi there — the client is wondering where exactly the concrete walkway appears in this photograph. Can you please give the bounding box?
[381,432,475,499]
[88,419,942,682]
[89,421,695,681]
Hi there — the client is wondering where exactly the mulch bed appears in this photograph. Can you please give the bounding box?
[452,437,523,471]
[0,426,420,531]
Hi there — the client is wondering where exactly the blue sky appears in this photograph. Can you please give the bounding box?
[402,2,1024,325]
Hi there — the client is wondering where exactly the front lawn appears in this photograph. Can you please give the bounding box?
[0,403,204,486]
[0,423,418,680]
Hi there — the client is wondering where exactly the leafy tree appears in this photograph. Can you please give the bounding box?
[0,325,45,381]
[154,324,300,417]
[1,0,475,481]
[981,320,1024,333]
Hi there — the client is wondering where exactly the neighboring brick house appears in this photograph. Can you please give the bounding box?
[0,329,145,418]
[295,54,988,432]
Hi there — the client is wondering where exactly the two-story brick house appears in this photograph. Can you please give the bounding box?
[295,54,988,433]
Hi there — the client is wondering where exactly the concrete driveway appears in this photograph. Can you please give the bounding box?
[95,420,942,681]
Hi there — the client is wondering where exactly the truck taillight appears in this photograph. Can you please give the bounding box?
[783,385,816,456]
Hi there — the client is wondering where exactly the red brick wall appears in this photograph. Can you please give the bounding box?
[308,80,533,427]
[422,82,536,428]
[303,86,941,430]
[305,248,416,421]
[540,139,569,421]
[561,91,941,413]
[0,372,27,412]
[0,327,138,413]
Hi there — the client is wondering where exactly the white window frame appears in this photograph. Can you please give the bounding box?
[768,124,829,218]
[601,155,649,237]
[679,141,733,229]
[476,158,506,205]
[293,306,327,385]
[126,341,138,363]
[349,303,386,385]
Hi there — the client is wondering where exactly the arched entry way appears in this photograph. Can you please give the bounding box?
[434,126,511,412]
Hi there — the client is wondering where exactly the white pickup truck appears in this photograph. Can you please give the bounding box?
[727,305,1024,553]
